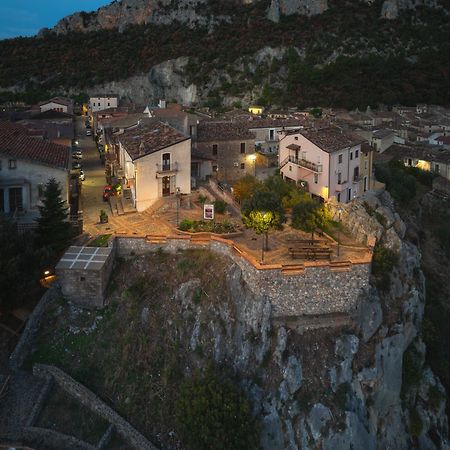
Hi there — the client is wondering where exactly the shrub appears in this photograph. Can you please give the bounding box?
[409,408,423,438]
[371,245,398,288]
[213,199,227,214]
[176,368,259,450]
[198,194,208,205]
[179,219,194,231]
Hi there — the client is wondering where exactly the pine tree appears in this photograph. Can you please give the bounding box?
[35,178,72,253]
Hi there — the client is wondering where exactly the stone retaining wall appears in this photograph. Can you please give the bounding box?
[9,285,61,370]
[114,236,371,317]
[33,364,158,450]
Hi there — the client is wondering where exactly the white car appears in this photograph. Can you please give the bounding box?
[86,129,92,136]
[72,151,82,160]
[79,170,85,181]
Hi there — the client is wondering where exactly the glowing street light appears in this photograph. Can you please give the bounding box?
[248,154,257,177]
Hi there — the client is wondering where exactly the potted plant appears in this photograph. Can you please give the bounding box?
[99,210,108,224]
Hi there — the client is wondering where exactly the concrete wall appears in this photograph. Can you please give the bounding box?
[114,236,371,318]
[33,364,157,450]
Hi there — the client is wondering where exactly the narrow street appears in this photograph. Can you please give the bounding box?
[75,116,108,234]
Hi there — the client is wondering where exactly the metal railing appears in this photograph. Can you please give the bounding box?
[280,155,322,173]
[156,162,179,172]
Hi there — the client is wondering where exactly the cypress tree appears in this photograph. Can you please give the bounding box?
[35,178,72,253]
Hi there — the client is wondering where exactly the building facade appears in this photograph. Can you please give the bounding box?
[114,121,191,212]
[195,121,256,183]
[0,122,70,220]
[279,128,371,203]
[89,95,119,114]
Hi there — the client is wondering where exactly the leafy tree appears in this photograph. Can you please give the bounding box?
[35,178,72,253]
[176,368,259,450]
[291,198,330,239]
[242,191,285,260]
[233,175,262,203]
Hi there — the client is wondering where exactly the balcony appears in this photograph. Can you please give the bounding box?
[353,174,363,183]
[156,162,179,174]
[335,182,348,192]
[280,155,322,173]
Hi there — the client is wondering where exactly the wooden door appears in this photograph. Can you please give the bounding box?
[162,176,170,196]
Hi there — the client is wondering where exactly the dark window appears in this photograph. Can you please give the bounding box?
[9,159,17,169]
[240,163,245,169]
[355,150,359,158]
[354,166,359,181]
[337,172,342,184]
[9,187,23,212]
[240,142,246,154]
[350,152,353,160]
[80,277,85,281]
[0,160,2,170]
[337,193,341,202]
[212,165,218,172]
[0,189,3,212]
[162,153,171,170]
[212,144,218,156]
[338,154,343,164]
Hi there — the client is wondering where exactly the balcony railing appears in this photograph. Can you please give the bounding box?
[335,182,348,192]
[156,162,179,173]
[280,155,322,173]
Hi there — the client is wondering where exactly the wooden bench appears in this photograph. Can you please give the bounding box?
[288,246,332,260]
[286,239,327,246]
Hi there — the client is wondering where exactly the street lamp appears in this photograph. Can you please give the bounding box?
[248,154,257,177]
[337,206,343,257]
[176,187,181,226]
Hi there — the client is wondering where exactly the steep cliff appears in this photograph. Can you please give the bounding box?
[26,189,449,449]
[42,0,445,35]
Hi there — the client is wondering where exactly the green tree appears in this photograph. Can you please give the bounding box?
[291,198,330,240]
[35,178,72,253]
[233,175,262,203]
[242,191,285,260]
[176,368,259,450]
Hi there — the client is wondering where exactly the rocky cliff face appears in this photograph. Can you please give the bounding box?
[43,0,443,35]
[172,189,449,449]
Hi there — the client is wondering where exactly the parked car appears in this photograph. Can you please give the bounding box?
[72,161,82,170]
[79,170,85,181]
[103,185,114,202]
[86,129,92,136]
[72,151,82,160]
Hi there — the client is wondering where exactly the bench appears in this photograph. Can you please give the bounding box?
[286,239,327,246]
[288,246,332,260]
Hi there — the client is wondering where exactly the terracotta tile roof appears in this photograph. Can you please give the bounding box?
[247,118,305,129]
[437,135,450,144]
[115,120,190,161]
[197,121,255,142]
[0,121,70,169]
[38,96,73,107]
[30,110,73,120]
[300,128,366,153]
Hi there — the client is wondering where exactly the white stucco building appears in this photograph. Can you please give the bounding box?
[0,121,70,221]
[114,121,191,212]
[89,95,119,114]
[39,97,74,115]
[279,128,372,203]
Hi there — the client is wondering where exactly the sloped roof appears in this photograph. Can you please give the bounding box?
[39,96,73,107]
[300,128,366,153]
[116,120,190,161]
[0,121,70,169]
[197,121,255,142]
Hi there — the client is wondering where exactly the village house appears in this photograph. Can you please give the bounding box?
[278,128,372,203]
[0,121,70,221]
[39,97,74,115]
[195,121,256,183]
[247,118,305,154]
[89,94,119,115]
[385,144,450,181]
[112,120,191,212]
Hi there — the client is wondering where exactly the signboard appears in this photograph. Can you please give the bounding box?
[204,204,214,220]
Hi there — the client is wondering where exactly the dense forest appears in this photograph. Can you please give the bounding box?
[0,0,449,108]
